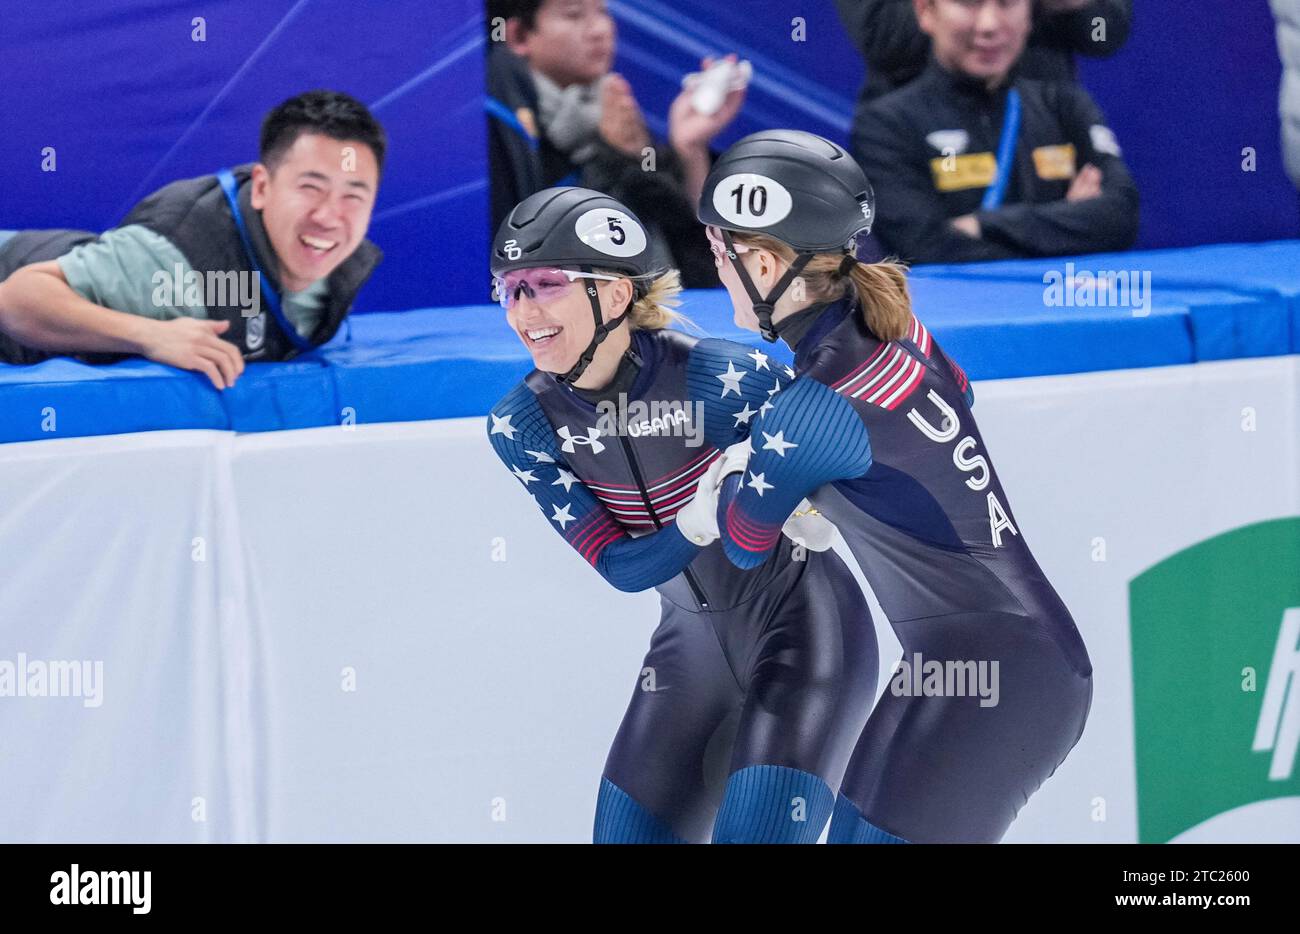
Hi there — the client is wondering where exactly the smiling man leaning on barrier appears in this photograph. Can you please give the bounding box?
[0,89,386,389]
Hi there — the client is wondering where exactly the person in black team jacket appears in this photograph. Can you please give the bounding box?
[486,187,879,842]
[852,0,1138,265]
[0,90,385,388]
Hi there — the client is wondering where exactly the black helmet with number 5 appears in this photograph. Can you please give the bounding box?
[492,186,661,383]
[697,129,875,341]
[492,186,660,279]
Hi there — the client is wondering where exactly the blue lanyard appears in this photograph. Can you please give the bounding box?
[215,168,315,353]
[485,96,539,151]
[981,88,1021,211]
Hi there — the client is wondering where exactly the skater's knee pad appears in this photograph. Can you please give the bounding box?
[711,764,834,844]
[593,777,686,844]
[827,792,909,844]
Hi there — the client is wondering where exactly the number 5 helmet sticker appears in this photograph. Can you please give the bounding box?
[574,208,647,258]
[710,173,794,228]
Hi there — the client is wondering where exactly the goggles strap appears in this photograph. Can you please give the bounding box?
[721,229,812,343]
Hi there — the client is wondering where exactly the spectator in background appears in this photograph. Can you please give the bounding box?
[836,0,1131,103]
[0,90,385,388]
[486,0,746,287]
[1273,0,1300,193]
[852,0,1138,264]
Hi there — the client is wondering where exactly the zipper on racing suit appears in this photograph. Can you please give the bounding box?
[616,434,711,610]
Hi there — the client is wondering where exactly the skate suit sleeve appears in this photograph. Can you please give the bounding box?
[487,383,702,592]
[716,376,874,569]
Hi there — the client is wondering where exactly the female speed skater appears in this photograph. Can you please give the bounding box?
[695,129,1094,844]
[485,186,879,843]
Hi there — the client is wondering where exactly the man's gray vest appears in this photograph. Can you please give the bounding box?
[0,164,382,365]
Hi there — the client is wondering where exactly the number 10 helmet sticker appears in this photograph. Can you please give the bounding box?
[709,173,794,229]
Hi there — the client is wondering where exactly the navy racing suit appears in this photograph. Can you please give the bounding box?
[716,297,1093,843]
[488,326,880,842]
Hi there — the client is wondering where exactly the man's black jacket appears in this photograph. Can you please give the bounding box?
[852,60,1139,264]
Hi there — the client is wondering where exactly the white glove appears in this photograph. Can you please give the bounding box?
[675,457,725,546]
[718,438,752,485]
[781,499,836,551]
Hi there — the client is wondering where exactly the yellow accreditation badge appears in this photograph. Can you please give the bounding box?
[1031,143,1077,181]
[929,152,998,192]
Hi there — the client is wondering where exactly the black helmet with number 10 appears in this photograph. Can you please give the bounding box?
[492,186,663,383]
[697,129,875,341]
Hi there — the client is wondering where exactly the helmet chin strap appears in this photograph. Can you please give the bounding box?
[555,265,634,385]
[720,229,812,343]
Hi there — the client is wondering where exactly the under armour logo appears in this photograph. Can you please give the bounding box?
[557,425,605,454]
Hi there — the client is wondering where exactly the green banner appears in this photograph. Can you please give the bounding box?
[1129,518,1300,843]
